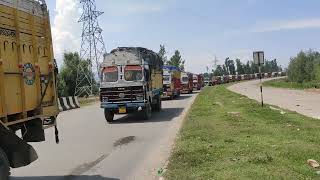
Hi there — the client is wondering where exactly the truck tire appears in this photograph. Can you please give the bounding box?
[0,148,9,180]
[104,109,114,123]
[142,103,152,120]
[155,96,162,112]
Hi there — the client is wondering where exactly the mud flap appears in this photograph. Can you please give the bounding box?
[21,118,45,142]
[0,125,38,168]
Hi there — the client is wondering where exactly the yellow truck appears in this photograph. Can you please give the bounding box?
[0,0,59,178]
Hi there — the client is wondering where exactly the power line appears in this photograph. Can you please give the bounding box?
[75,0,106,97]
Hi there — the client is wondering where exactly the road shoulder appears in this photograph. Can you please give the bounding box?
[128,93,199,180]
[228,79,320,119]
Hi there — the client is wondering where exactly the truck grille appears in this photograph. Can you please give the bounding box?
[100,86,144,102]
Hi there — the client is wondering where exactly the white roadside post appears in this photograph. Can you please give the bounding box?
[253,51,265,107]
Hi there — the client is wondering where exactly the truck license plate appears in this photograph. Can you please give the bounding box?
[119,107,127,114]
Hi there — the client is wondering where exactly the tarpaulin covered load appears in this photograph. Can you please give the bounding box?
[103,47,163,70]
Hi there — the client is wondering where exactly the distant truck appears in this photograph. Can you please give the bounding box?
[0,0,60,179]
[180,72,193,94]
[198,74,205,88]
[204,77,212,86]
[193,74,204,90]
[162,66,181,99]
[212,76,222,85]
[100,47,163,122]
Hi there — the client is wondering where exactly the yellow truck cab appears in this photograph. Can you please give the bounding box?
[0,0,59,178]
[100,47,163,122]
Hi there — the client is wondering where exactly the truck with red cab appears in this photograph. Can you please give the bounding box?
[162,66,181,99]
[180,72,193,94]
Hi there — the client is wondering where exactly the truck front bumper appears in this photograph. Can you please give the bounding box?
[101,101,146,113]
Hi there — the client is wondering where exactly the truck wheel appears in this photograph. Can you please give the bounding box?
[0,148,9,180]
[142,103,152,120]
[155,96,162,112]
[104,109,114,123]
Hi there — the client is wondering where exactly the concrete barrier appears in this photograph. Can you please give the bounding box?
[58,96,80,111]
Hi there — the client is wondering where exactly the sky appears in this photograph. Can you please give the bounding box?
[47,0,320,73]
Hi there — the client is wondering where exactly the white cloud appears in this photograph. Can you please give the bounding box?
[52,0,81,66]
[253,18,320,33]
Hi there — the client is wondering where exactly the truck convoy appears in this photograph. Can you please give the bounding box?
[0,0,59,179]
[100,47,163,122]
[211,72,286,86]
[162,66,181,99]
[180,72,193,94]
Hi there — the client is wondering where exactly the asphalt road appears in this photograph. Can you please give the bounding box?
[228,78,320,119]
[11,93,198,180]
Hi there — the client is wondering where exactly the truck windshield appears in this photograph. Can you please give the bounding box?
[182,76,189,82]
[103,66,118,82]
[124,65,143,81]
[163,75,170,82]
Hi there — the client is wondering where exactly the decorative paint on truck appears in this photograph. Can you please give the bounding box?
[162,66,181,99]
[193,74,204,90]
[180,72,193,94]
[0,0,59,178]
[100,47,163,122]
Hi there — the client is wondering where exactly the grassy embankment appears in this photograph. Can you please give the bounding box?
[165,85,320,179]
[263,78,320,90]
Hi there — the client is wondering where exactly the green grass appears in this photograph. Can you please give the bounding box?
[263,78,320,89]
[165,86,320,180]
[78,96,99,106]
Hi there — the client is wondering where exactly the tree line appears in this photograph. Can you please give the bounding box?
[287,50,320,83]
[211,58,282,77]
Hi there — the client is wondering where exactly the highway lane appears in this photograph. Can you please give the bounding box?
[11,93,198,180]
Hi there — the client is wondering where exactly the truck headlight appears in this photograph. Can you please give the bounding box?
[136,95,144,101]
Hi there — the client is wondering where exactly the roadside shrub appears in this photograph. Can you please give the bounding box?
[287,50,320,83]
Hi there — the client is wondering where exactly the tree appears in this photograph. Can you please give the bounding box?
[167,50,185,70]
[287,50,320,83]
[250,61,259,73]
[244,61,251,74]
[222,65,228,75]
[224,57,230,75]
[213,65,224,76]
[158,44,167,65]
[236,59,244,75]
[58,52,97,97]
[228,59,236,75]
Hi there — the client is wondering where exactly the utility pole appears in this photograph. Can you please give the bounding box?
[253,51,265,107]
[75,0,107,97]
